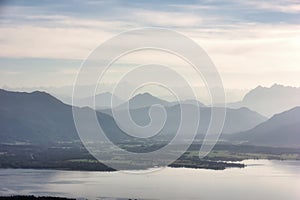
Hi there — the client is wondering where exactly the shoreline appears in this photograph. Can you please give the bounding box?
[0,158,298,172]
[0,196,76,200]
[0,160,245,171]
[1,143,298,172]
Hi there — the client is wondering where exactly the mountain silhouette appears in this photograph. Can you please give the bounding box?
[0,89,268,144]
[229,106,300,147]
[228,84,300,117]
[0,89,128,144]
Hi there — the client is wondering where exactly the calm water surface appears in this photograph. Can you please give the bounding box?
[0,160,299,200]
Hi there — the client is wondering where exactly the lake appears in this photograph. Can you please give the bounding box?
[0,160,299,200]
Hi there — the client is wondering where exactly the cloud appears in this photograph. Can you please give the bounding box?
[240,0,300,14]
[131,10,204,27]
[0,1,300,89]
[0,25,111,59]
[1,14,300,88]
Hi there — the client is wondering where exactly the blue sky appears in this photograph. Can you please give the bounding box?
[0,0,300,93]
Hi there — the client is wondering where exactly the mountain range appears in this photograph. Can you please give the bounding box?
[228,84,300,117]
[104,105,266,136]
[115,92,206,110]
[0,89,130,144]
[5,84,299,119]
[0,88,299,148]
[0,89,78,143]
[228,106,300,148]
[0,89,268,144]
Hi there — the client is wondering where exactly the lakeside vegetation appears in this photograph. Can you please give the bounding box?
[0,142,299,171]
[0,196,75,200]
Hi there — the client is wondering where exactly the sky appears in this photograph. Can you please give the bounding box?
[0,0,300,101]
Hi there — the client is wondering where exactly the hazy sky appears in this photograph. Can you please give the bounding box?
[0,0,300,92]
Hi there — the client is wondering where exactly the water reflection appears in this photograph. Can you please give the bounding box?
[0,160,299,200]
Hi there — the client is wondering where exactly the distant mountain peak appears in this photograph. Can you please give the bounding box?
[114,92,170,110]
[237,107,251,112]
[129,92,167,102]
[3,89,65,107]
[0,88,49,96]
[228,84,300,117]
[254,85,264,90]
[271,83,281,88]
[31,90,52,96]
[252,84,298,91]
[135,92,155,98]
